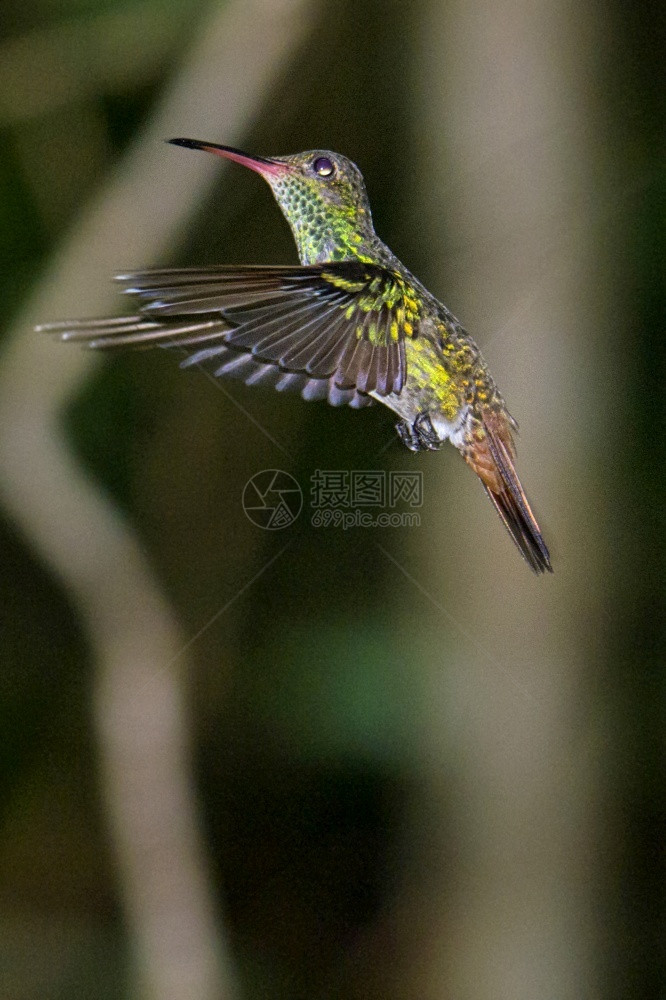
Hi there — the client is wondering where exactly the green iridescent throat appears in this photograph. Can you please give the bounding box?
[270,174,378,265]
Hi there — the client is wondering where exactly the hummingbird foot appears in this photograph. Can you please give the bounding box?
[395,419,420,451]
[414,412,444,450]
[395,413,443,452]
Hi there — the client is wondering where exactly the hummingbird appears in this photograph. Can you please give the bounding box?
[40,139,551,573]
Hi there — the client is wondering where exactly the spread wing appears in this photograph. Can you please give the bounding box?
[40,261,421,406]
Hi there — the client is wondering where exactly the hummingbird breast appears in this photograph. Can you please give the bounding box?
[371,324,467,445]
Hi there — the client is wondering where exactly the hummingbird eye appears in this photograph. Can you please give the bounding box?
[313,156,335,178]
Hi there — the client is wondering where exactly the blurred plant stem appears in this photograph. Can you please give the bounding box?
[394,1,611,997]
[0,1,316,997]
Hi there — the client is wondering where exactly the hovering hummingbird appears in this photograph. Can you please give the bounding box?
[40,139,551,572]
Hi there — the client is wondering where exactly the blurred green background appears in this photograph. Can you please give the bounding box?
[0,1,662,998]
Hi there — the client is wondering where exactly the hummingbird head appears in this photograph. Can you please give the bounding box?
[169,139,377,265]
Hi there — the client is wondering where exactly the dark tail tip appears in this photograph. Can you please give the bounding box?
[483,483,552,574]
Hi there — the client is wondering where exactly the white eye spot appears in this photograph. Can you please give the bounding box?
[313,156,335,177]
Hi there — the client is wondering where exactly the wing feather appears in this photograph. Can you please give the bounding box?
[39,261,421,407]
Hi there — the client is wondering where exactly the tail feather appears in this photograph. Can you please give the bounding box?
[464,412,552,574]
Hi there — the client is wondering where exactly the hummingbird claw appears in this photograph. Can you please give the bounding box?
[395,413,443,452]
[395,419,420,451]
[413,412,443,450]
[413,413,444,451]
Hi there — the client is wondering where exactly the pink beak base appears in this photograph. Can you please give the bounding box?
[168,137,288,177]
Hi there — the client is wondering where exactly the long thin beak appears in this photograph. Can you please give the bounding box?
[168,137,288,177]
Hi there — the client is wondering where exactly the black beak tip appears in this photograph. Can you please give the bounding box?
[167,137,205,150]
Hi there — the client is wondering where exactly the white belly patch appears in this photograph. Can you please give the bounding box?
[429,406,470,448]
